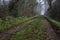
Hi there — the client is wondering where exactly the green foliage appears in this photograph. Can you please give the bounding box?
[0,16,29,31]
[10,18,46,40]
[48,18,60,30]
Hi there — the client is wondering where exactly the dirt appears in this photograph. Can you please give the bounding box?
[0,18,36,40]
[44,19,60,40]
[0,17,60,40]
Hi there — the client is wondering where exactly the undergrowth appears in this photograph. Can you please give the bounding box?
[10,18,46,40]
[0,16,29,31]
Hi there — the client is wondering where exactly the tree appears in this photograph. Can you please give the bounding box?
[46,0,60,21]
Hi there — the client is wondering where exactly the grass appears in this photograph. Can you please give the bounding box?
[10,17,46,40]
[48,18,60,30]
[0,16,31,31]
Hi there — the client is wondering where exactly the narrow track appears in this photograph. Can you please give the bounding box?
[0,17,37,40]
[0,17,60,40]
[45,19,60,40]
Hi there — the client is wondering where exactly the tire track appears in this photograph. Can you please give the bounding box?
[44,19,60,40]
[0,18,37,40]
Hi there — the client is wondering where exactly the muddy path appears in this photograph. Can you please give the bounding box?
[45,19,60,40]
[0,18,37,40]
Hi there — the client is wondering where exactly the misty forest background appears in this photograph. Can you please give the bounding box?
[0,0,60,32]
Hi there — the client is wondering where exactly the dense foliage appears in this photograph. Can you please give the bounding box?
[46,0,60,21]
[0,0,36,17]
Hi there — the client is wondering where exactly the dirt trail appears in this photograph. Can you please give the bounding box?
[0,17,60,40]
[0,18,36,40]
[45,19,60,40]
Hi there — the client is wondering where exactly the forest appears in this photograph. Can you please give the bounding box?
[0,0,60,40]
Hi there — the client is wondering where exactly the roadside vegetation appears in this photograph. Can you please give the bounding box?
[0,16,31,31]
[48,18,60,31]
[10,18,46,40]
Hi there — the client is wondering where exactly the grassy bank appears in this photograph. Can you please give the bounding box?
[0,16,30,31]
[10,18,46,40]
[48,18,60,32]
[48,18,60,31]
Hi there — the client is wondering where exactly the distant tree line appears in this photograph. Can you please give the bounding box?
[0,0,37,17]
[46,0,60,21]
